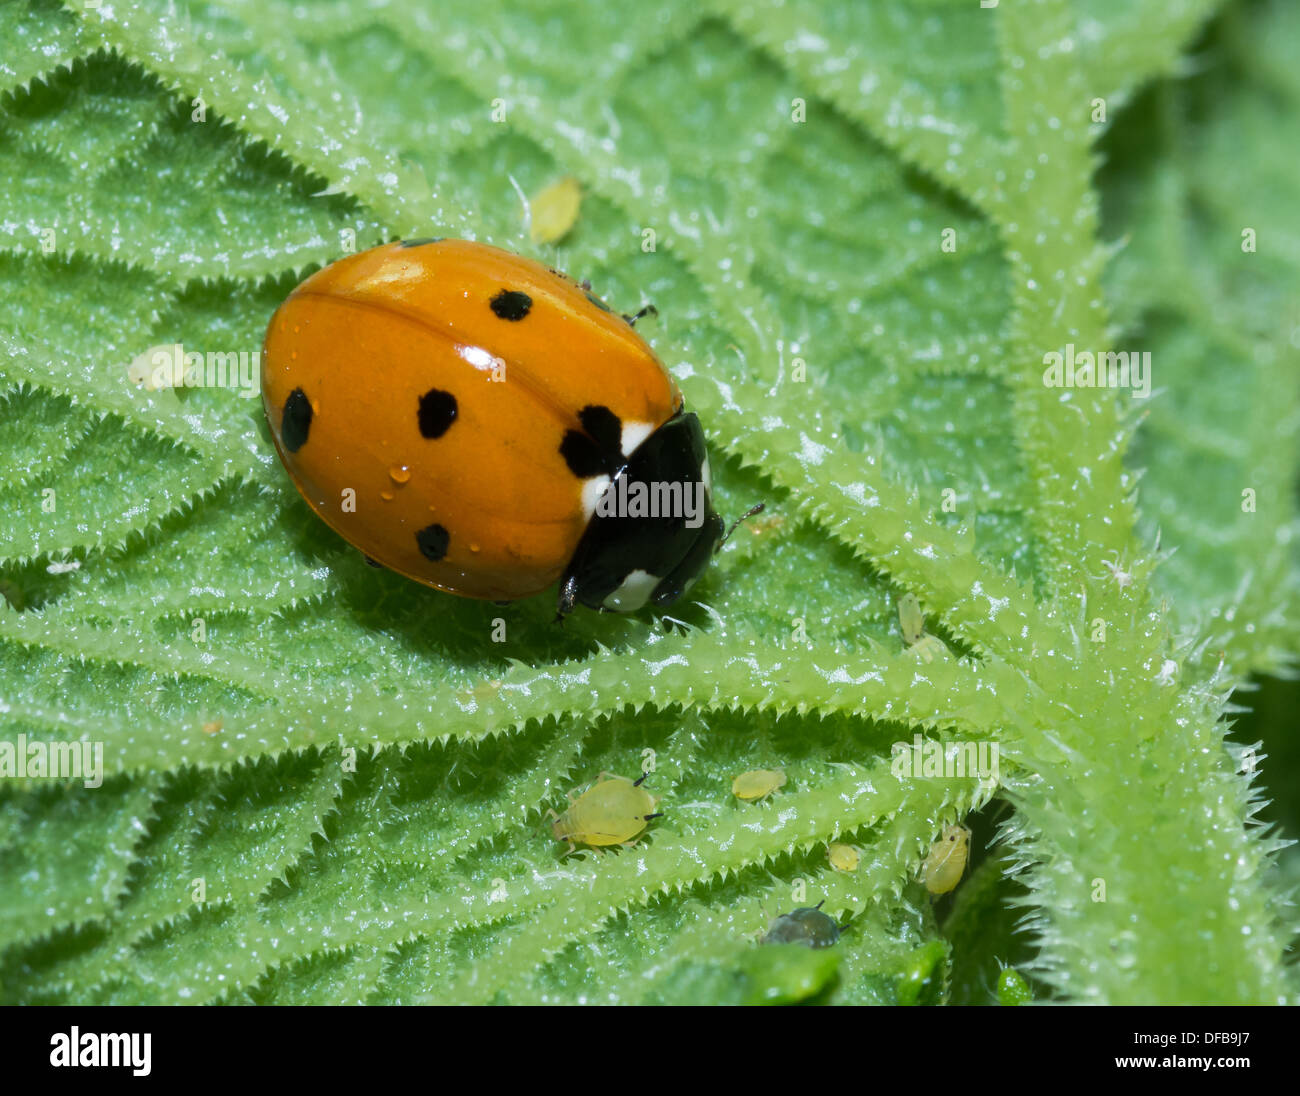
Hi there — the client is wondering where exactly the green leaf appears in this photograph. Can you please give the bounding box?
[0,0,1296,1005]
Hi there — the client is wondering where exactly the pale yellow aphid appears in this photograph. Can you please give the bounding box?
[910,636,949,664]
[732,768,787,801]
[827,843,860,873]
[547,772,660,852]
[898,593,926,645]
[127,344,192,391]
[528,176,582,244]
[898,593,949,663]
[922,824,971,895]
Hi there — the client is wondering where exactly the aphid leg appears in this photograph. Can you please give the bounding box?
[580,278,592,292]
[633,772,649,787]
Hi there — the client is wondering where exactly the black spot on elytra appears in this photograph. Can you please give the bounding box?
[416,523,450,562]
[559,404,623,479]
[418,388,458,439]
[281,388,312,453]
[560,433,612,478]
[578,405,622,452]
[490,289,532,321]
[584,290,613,313]
[399,237,444,248]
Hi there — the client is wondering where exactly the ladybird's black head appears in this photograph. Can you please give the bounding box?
[558,409,724,618]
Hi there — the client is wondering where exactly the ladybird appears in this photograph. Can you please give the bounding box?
[731,768,787,801]
[262,238,760,617]
[922,823,971,895]
[761,901,841,949]
[547,771,662,852]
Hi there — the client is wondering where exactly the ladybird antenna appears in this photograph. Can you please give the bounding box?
[716,503,766,552]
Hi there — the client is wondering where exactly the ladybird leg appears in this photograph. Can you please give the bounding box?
[622,303,658,327]
[555,575,579,623]
[362,554,384,569]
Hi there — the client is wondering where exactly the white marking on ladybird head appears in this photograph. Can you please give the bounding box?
[621,420,655,457]
[602,569,660,612]
[581,475,613,522]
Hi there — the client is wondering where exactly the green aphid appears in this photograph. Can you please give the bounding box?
[997,966,1032,1006]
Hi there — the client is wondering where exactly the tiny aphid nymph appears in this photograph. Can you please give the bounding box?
[547,771,661,852]
[732,768,787,801]
[528,176,583,244]
[898,592,948,663]
[761,901,841,949]
[922,823,971,895]
[997,966,1032,1006]
[898,592,926,645]
[827,843,860,873]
